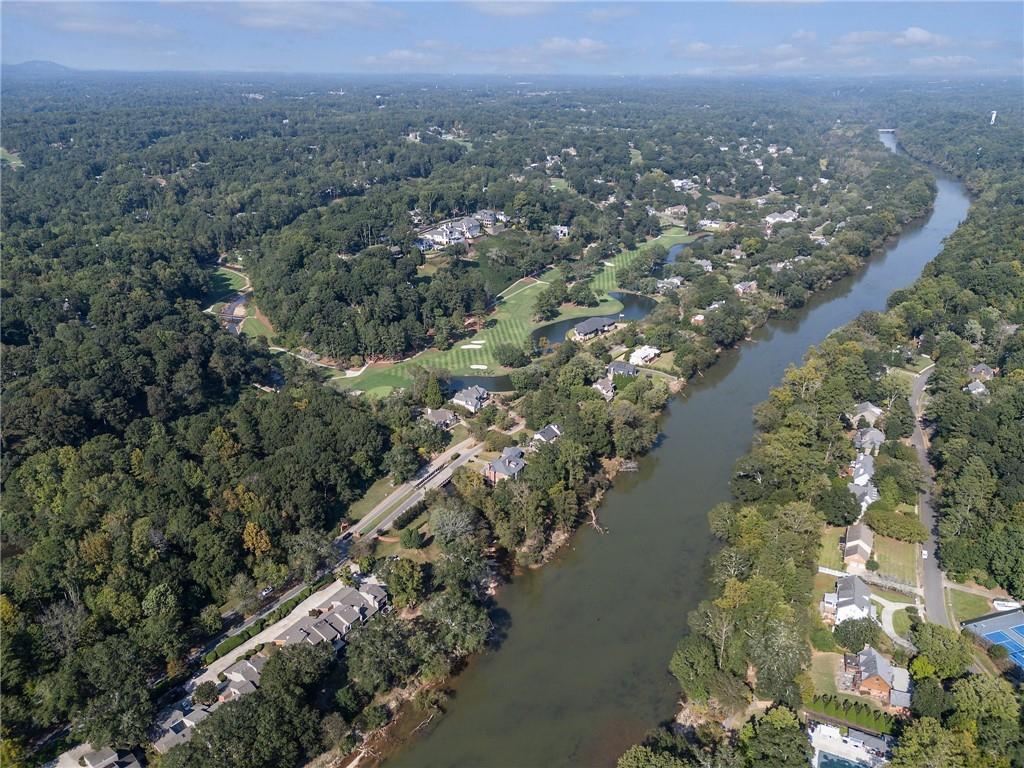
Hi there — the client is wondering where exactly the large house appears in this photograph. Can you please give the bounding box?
[420,216,482,248]
[592,377,615,401]
[533,424,563,445]
[964,379,989,397]
[854,427,886,455]
[845,645,911,707]
[848,402,884,428]
[969,363,995,381]
[574,316,616,340]
[82,748,142,768]
[486,446,527,483]
[849,481,881,513]
[850,453,876,486]
[607,361,638,378]
[821,574,876,625]
[451,385,490,413]
[733,280,758,296]
[629,345,661,366]
[843,522,875,569]
[422,408,458,430]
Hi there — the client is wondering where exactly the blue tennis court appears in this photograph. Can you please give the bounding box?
[963,609,1024,670]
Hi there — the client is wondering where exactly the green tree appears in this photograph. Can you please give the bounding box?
[910,624,974,680]
[889,717,979,768]
[834,618,880,653]
[739,707,812,768]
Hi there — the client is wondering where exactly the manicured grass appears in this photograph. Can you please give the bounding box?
[332,228,694,396]
[901,355,934,374]
[591,227,695,294]
[892,608,912,639]
[947,588,991,623]
[819,527,845,571]
[550,178,569,191]
[871,587,915,604]
[629,148,643,166]
[814,572,838,596]
[202,267,248,306]
[872,535,918,586]
[345,477,397,523]
[644,351,677,374]
[810,652,840,696]
[449,424,470,444]
[241,310,276,341]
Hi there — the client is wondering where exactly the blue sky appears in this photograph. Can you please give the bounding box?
[3,1,1022,77]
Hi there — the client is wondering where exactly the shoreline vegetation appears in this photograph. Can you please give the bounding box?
[611,119,1023,768]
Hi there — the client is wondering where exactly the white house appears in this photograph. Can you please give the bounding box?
[629,345,661,366]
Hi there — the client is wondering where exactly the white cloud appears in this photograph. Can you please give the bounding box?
[682,41,714,55]
[766,43,800,58]
[539,37,609,57]
[585,6,634,23]
[909,54,976,69]
[836,30,888,46]
[791,29,817,42]
[466,2,551,17]
[893,26,950,47]
[200,2,402,32]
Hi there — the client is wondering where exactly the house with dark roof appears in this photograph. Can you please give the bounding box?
[533,424,562,445]
[607,361,638,378]
[83,748,142,768]
[969,363,995,381]
[850,453,875,486]
[844,645,910,706]
[451,385,490,413]
[848,481,881,513]
[573,316,616,340]
[486,446,527,483]
[422,408,458,430]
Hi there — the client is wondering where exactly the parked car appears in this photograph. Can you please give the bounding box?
[259,586,274,598]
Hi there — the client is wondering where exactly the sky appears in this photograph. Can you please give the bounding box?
[3,1,1022,78]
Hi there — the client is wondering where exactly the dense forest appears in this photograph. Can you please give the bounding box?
[3,72,1021,766]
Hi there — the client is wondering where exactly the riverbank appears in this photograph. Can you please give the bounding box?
[374,140,969,768]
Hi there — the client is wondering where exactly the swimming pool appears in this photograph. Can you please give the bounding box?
[818,752,871,768]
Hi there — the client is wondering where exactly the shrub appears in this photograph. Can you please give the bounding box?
[864,507,928,542]
[866,558,880,571]
[399,527,425,549]
[988,643,1009,661]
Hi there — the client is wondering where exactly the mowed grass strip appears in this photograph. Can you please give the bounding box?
[872,535,918,586]
[819,527,845,571]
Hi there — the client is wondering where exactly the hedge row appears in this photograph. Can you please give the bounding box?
[393,501,426,530]
[805,695,896,735]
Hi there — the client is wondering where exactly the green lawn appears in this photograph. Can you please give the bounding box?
[629,148,643,166]
[900,355,934,374]
[892,608,912,639]
[811,653,840,696]
[241,310,276,341]
[947,588,991,623]
[871,586,915,604]
[819,527,845,571]
[202,267,248,306]
[331,228,698,397]
[873,535,918,586]
[550,178,569,191]
[345,477,398,523]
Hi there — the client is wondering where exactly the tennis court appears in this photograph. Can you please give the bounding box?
[963,610,1024,669]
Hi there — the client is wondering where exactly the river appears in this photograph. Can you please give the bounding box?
[385,134,968,768]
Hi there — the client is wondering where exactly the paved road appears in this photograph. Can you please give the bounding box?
[908,363,952,628]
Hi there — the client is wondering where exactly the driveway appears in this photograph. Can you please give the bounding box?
[908,364,951,628]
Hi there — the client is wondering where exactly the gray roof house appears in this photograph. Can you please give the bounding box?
[849,401,884,427]
[574,316,616,340]
[451,385,490,413]
[422,408,458,429]
[223,657,266,687]
[969,363,995,380]
[964,379,989,397]
[592,377,615,401]
[858,645,894,686]
[850,453,876,486]
[533,424,563,444]
[854,427,886,455]
[486,446,527,482]
[833,574,875,624]
[607,361,638,378]
[848,481,881,513]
